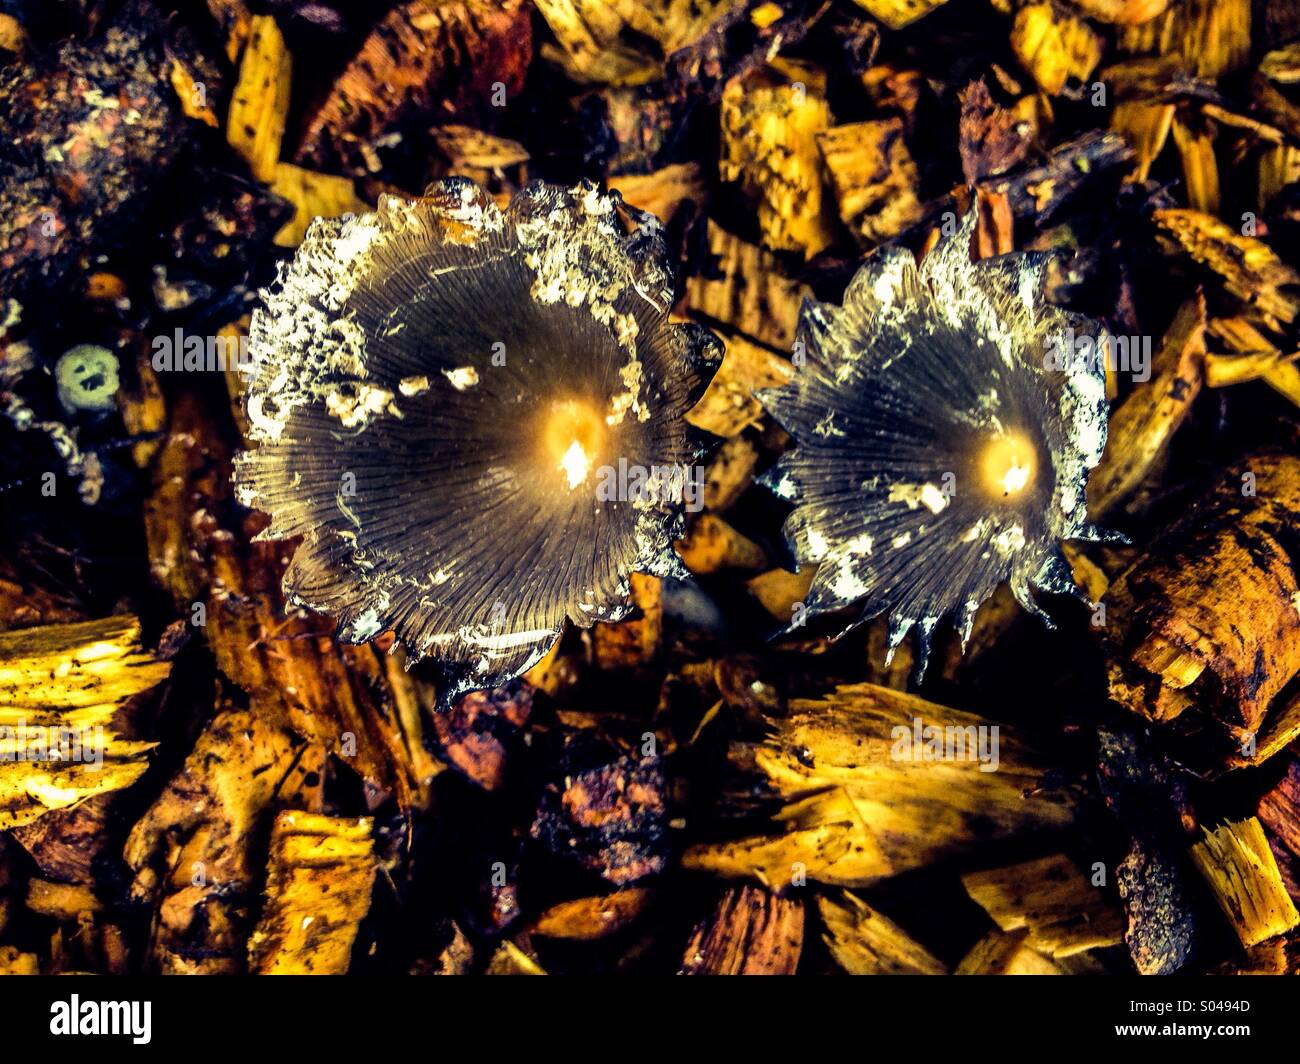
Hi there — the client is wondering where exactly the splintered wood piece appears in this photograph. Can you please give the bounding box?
[682,684,1078,887]
[1198,103,1288,147]
[816,890,947,974]
[169,57,220,128]
[1204,348,1300,401]
[1060,542,1110,603]
[0,13,23,53]
[1154,208,1300,331]
[848,0,948,30]
[1220,679,1300,770]
[720,60,836,258]
[0,616,168,831]
[686,331,794,438]
[1119,0,1251,79]
[946,131,1133,230]
[955,929,1064,974]
[535,0,744,86]
[10,796,113,885]
[1171,114,1220,213]
[0,615,169,713]
[956,79,1034,184]
[0,946,39,975]
[703,436,761,515]
[430,124,530,172]
[1011,3,1103,96]
[531,888,655,941]
[1260,42,1300,84]
[1087,292,1206,518]
[609,163,704,223]
[1259,143,1300,210]
[124,704,325,974]
[1103,450,1300,742]
[25,878,101,919]
[485,939,546,975]
[1072,0,1169,24]
[675,514,768,575]
[684,787,880,887]
[382,651,446,790]
[1258,760,1300,859]
[686,221,810,350]
[268,164,367,248]
[817,118,924,245]
[1189,818,1300,948]
[225,15,291,183]
[295,0,532,173]
[247,811,377,975]
[680,885,804,974]
[1206,317,1300,408]
[1111,101,1174,182]
[960,854,1125,957]
[533,0,656,85]
[974,187,1014,258]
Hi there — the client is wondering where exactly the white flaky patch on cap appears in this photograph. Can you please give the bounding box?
[888,482,950,515]
[442,367,479,391]
[242,212,384,443]
[514,183,670,427]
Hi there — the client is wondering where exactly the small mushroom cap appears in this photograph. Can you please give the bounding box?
[758,208,1113,673]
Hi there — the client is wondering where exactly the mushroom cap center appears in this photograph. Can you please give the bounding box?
[541,398,607,491]
[980,431,1037,499]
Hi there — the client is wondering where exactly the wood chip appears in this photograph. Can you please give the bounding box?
[680,885,804,974]
[225,15,291,183]
[686,221,810,350]
[817,890,947,974]
[0,617,166,831]
[1154,208,1300,331]
[1011,3,1103,96]
[1190,818,1300,948]
[961,854,1125,957]
[682,683,1078,886]
[247,811,377,975]
[818,118,924,245]
[720,60,836,258]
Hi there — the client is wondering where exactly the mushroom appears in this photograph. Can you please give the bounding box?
[758,208,1117,672]
[235,179,720,702]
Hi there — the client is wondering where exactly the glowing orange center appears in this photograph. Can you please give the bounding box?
[541,399,605,490]
[980,432,1037,499]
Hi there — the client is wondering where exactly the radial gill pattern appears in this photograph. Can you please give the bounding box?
[234,180,720,702]
[758,209,1114,673]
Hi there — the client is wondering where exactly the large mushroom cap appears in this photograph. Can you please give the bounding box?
[235,179,720,702]
[758,208,1115,673]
